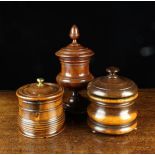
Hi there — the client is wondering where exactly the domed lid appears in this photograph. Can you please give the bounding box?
[16,78,63,101]
[87,66,138,99]
[55,25,94,58]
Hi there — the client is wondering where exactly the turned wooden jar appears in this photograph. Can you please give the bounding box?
[55,25,94,114]
[16,78,64,138]
[87,66,138,135]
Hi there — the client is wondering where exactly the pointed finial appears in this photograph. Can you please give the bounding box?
[69,25,80,43]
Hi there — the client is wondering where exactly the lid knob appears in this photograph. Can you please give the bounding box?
[37,78,44,87]
[106,66,120,78]
[69,25,80,44]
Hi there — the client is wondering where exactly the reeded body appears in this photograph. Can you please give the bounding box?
[55,25,94,114]
[16,78,64,138]
[87,67,138,135]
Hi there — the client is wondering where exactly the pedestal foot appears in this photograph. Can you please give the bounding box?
[63,89,88,114]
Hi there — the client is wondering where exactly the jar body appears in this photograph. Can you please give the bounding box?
[87,98,138,134]
[18,96,65,138]
[56,57,93,88]
[56,57,93,114]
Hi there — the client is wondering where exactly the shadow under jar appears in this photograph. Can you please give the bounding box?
[55,25,94,114]
[87,66,138,135]
[16,78,64,138]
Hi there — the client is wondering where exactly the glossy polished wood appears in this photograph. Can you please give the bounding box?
[55,25,94,114]
[87,67,138,134]
[16,80,64,138]
[1,89,155,153]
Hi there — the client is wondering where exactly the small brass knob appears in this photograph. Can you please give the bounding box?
[37,78,44,87]
[106,66,120,78]
[69,24,80,44]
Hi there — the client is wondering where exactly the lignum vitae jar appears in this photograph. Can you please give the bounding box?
[16,78,64,138]
[87,66,138,135]
[55,25,94,114]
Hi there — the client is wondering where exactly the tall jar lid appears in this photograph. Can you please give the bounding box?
[87,66,138,99]
[16,78,63,101]
[55,25,94,58]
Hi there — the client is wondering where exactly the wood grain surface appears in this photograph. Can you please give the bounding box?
[0,89,155,153]
[55,25,94,114]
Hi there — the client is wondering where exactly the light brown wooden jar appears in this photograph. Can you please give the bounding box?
[16,78,64,138]
[55,25,94,114]
[87,66,138,135]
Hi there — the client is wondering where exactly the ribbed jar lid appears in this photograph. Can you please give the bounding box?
[16,78,63,101]
[55,25,94,58]
[87,66,138,99]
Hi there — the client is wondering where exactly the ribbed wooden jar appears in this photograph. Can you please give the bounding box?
[16,78,64,138]
[87,67,138,135]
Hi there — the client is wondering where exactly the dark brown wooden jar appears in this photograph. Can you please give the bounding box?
[87,66,138,135]
[55,25,94,114]
[16,78,64,138]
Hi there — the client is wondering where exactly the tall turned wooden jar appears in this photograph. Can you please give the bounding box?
[16,78,64,138]
[55,25,94,114]
[87,66,138,135]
